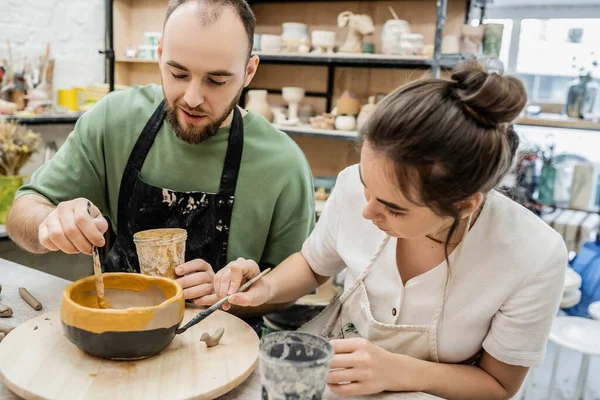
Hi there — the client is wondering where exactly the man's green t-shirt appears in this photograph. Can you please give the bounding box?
[16,84,316,268]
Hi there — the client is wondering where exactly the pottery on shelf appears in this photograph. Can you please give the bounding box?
[381,19,411,55]
[281,87,306,125]
[245,90,273,122]
[482,23,504,58]
[311,30,336,54]
[281,23,311,54]
[336,91,361,116]
[310,113,336,130]
[401,33,424,56]
[298,103,316,124]
[253,34,261,52]
[565,73,600,119]
[357,95,377,131]
[460,25,484,54]
[60,273,184,360]
[335,115,357,131]
[442,35,460,54]
[260,34,282,53]
[338,11,375,54]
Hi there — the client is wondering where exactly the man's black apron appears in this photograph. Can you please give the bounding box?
[102,100,243,276]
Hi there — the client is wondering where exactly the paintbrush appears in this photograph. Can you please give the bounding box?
[87,201,109,309]
[175,268,272,334]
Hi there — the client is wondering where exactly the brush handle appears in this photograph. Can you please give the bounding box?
[175,268,272,334]
[87,201,106,304]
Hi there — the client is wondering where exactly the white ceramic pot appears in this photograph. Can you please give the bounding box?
[245,90,273,122]
[281,23,310,53]
[311,30,336,53]
[282,87,305,122]
[381,19,411,55]
[261,34,282,53]
[335,115,357,131]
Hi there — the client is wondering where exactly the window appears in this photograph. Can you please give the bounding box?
[516,18,600,104]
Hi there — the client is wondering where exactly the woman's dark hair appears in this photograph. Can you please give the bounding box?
[361,60,527,257]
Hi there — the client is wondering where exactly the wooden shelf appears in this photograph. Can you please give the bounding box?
[116,53,467,69]
[516,113,600,132]
[116,58,158,64]
[4,114,82,125]
[273,124,359,141]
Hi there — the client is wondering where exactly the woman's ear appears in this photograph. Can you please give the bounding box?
[457,193,484,218]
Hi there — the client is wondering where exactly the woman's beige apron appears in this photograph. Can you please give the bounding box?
[300,215,473,363]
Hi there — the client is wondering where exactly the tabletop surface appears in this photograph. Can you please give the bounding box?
[0,258,439,400]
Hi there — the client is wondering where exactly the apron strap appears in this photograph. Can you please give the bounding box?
[116,100,166,231]
[218,106,244,196]
[340,235,391,303]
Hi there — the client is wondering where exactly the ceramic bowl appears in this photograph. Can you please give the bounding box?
[311,30,336,48]
[61,273,184,360]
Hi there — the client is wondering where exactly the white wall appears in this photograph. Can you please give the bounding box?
[0,0,106,98]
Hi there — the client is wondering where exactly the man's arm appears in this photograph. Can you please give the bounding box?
[6,98,110,256]
[6,194,55,254]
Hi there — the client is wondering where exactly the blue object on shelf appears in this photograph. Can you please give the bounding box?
[564,238,600,318]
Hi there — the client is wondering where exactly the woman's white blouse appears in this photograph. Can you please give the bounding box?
[302,165,567,367]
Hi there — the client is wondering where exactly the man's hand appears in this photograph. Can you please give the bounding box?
[38,198,108,255]
[175,259,216,304]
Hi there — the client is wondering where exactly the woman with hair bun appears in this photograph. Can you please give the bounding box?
[209,61,567,399]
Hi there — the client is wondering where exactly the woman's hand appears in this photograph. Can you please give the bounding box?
[327,338,417,396]
[210,258,271,310]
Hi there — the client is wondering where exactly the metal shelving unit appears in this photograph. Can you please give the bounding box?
[102,0,488,105]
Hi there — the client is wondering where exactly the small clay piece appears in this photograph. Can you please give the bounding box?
[19,287,42,311]
[310,113,335,130]
[200,327,225,347]
[0,322,14,334]
[0,303,12,317]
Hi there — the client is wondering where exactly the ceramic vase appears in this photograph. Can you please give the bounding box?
[381,20,411,55]
[565,73,599,119]
[245,90,273,122]
[482,23,504,58]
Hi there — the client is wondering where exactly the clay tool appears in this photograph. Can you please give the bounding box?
[19,287,42,311]
[176,268,272,334]
[87,201,109,309]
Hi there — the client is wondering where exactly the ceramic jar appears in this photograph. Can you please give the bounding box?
[335,115,357,131]
[311,30,336,54]
[245,90,273,122]
[381,19,411,55]
[281,23,311,53]
[261,34,282,53]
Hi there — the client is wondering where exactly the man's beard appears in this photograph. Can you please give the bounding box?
[164,87,243,145]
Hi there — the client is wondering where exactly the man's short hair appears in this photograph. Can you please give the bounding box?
[164,0,256,57]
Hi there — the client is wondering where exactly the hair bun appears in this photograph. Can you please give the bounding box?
[451,60,527,126]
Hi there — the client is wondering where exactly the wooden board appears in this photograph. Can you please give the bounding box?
[0,309,258,400]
